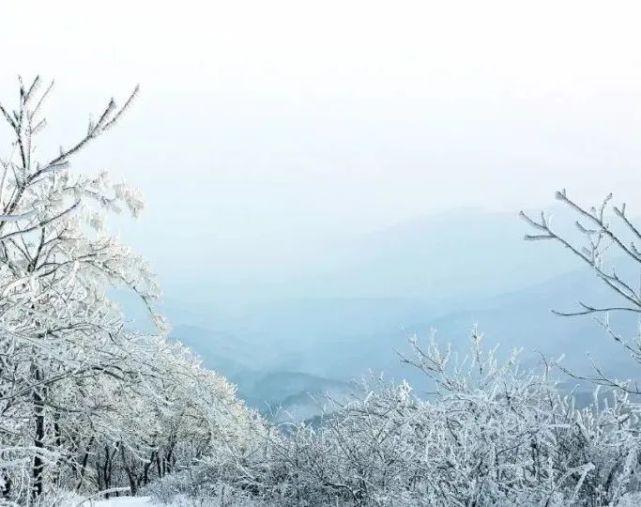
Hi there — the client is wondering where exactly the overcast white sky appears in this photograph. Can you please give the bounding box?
[3,1,641,284]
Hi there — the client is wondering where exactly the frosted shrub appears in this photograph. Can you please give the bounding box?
[159,334,641,506]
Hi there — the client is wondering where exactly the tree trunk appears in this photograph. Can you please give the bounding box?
[31,367,45,498]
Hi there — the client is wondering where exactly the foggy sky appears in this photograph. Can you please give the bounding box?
[3,0,641,288]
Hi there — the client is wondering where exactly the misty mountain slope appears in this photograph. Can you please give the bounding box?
[237,371,355,421]
[405,267,641,380]
[125,208,641,408]
[297,207,582,301]
[156,208,581,309]
[167,265,641,407]
[169,324,254,375]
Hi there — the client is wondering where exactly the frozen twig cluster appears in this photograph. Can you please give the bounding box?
[521,191,641,392]
[149,336,641,506]
[0,79,261,504]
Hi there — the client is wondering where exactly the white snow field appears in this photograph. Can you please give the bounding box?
[93,498,153,506]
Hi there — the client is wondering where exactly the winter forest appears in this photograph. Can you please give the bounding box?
[1,79,641,507]
[5,2,641,506]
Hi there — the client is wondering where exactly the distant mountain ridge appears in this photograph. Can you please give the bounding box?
[118,208,641,411]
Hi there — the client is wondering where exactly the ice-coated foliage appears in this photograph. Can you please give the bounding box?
[0,79,262,504]
[146,335,641,506]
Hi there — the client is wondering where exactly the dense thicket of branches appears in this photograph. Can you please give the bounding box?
[147,337,641,506]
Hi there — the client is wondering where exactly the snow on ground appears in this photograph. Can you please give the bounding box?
[58,493,198,506]
[92,497,153,506]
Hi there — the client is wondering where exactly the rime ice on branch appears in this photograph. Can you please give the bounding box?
[0,78,258,502]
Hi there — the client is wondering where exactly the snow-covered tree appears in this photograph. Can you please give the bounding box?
[66,337,262,499]
[0,78,263,503]
[0,76,161,499]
